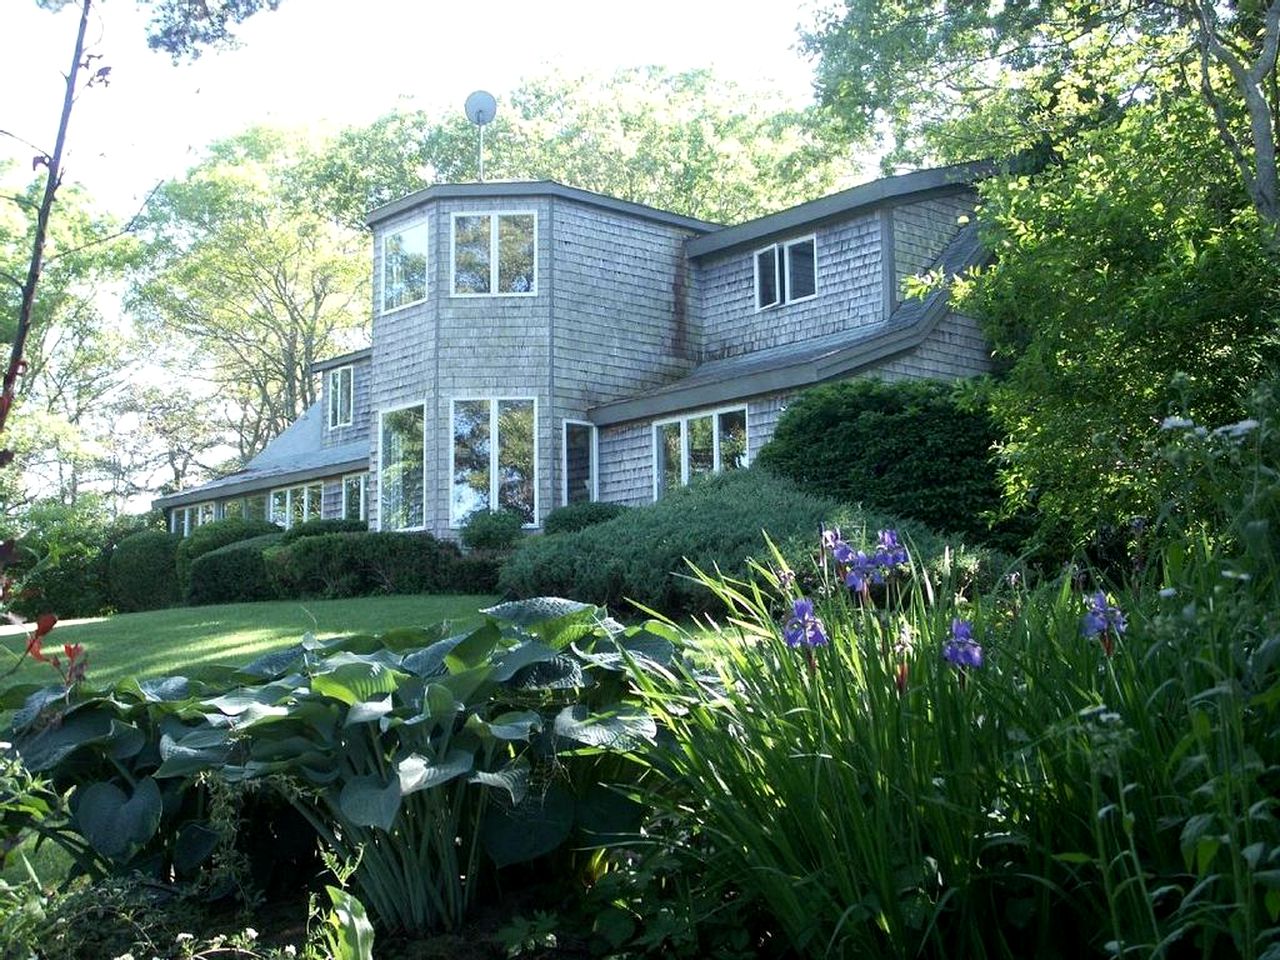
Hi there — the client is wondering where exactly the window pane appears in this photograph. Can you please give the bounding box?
[246,494,268,522]
[383,223,428,311]
[222,498,243,519]
[497,399,535,523]
[788,239,816,300]
[330,367,353,427]
[454,215,491,294]
[344,474,366,521]
[656,422,682,497]
[305,483,323,521]
[197,503,215,525]
[688,415,714,479]
[756,247,779,308]
[565,422,594,504]
[270,490,288,527]
[718,409,748,471]
[497,214,535,293]
[289,487,305,528]
[452,399,491,523]
[381,406,425,530]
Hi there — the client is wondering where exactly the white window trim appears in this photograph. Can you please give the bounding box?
[172,502,216,536]
[381,221,429,315]
[327,365,354,430]
[754,234,818,312]
[449,211,538,298]
[562,419,598,505]
[449,396,540,528]
[269,483,323,530]
[342,471,368,522]
[651,405,750,501]
[377,402,428,532]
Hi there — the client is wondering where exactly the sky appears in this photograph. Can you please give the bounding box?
[1,0,827,218]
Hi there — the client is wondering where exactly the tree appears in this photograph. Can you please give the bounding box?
[131,129,368,461]
[804,1,1280,224]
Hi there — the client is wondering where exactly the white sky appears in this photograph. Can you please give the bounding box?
[2,0,826,218]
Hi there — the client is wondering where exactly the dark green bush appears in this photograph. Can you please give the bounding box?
[108,530,181,612]
[459,509,526,551]
[279,516,369,543]
[543,500,628,536]
[265,532,462,599]
[499,468,1009,616]
[755,378,1029,551]
[449,553,505,594]
[174,517,280,597]
[7,498,112,620]
[186,533,285,606]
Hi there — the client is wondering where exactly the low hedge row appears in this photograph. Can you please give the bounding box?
[187,533,286,606]
[174,518,280,597]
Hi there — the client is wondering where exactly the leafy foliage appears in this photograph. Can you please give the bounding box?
[186,532,284,606]
[174,518,281,598]
[459,510,526,552]
[264,532,462,600]
[542,501,628,536]
[108,530,180,613]
[278,517,368,544]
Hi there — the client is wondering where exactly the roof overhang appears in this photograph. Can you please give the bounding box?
[311,347,372,374]
[152,457,368,511]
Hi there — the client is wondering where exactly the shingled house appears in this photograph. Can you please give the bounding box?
[155,161,991,538]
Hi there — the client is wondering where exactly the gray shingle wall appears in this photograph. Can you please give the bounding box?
[892,193,976,296]
[876,310,992,381]
[598,422,653,505]
[322,478,343,519]
[320,356,373,450]
[696,214,882,362]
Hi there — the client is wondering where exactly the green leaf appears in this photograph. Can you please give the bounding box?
[469,757,531,805]
[553,704,656,751]
[339,776,402,832]
[155,727,232,778]
[491,641,559,682]
[397,749,474,795]
[15,710,142,772]
[345,696,393,727]
[466,710,542,742]
[311,661,406,706]
[173,821,220,873]
[238,644,306,678]
[444,621,501,672]
[76,777,163,862]
[575,783,643,843]
[481,780,574,867]
[324,886,376,960]
[481,597,596,627]
[593,906,636,949]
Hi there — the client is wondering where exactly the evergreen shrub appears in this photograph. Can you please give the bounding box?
[459,510,526,552]
[265,532,462,599]
[173,518,280,597]
[108,530,181,612]
[543,501,628,536]
[279,516,368,543]
[186,533,285,606]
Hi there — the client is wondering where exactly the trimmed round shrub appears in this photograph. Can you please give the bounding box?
[265,532,462,599]
[459,510,526,552]
[499,468,1011,616]
[755,378,1028,551]
[174,518,280,597]
[279,517,369,544]
[109,531,181,612]
[543,501,628,536]
[449,553,504,594]
[187,533,285,606]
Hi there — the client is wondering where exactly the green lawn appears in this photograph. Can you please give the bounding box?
[0,593,498,692]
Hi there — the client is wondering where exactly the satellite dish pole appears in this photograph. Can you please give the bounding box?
[464,90,497,182]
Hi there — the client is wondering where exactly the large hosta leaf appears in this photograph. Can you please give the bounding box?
[482,597,595,627]
[238,644,306,679]
[156,727,233,778]
[344,696,393,727]
[553,704,656,751]
[310,660,406,706]
[16,709,144,772]
[469,757,531,805]
[444,621,500,672]
[396,749,473,795]
[339,775,402,831]
[76,777,162,861]
[173,821,220,873]
[481,780,574,867]
[465,710,542,742]
[491,641,558,682]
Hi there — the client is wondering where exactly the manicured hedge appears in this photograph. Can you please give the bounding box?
[459,510,526,551]
[174,518,281,597]
[279,517,369,543]
[109,531,181,612]
[265,532,463,599]
[498,468,1011,616]
[543,501,628,536]
[186,533,285,606]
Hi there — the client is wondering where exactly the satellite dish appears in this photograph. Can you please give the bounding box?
[464,90,497,126]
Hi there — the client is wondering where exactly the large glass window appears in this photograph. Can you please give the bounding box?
[563,421,596,505]
[755,235,817,310]
[382,222,428,312]
[328,365,353,429]
[269,484,322,529]
[451,398,536,525]
[380,405,426,531]
[169,502,216,537]
[452,213,536,296]
[343,473,368,522]
[652,407,748,499]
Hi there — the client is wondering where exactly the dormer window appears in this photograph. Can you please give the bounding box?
[382,221,428,312]
[452,212,536,296]
[328,365,353,429]
[755,235,817,310]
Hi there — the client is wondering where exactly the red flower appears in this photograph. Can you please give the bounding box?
[35,613,57,637]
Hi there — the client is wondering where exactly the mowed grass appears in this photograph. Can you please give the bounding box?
[0,593,498,692]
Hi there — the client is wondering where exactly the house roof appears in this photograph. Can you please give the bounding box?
[367,180,723,233]
[153,403,367,510]
[312,347,372,374]
[589,222,986,426]
[685,160,992,260]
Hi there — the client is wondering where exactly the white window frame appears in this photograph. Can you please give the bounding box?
[449,211,538,298]
[754,234,818,312]
[651,405,750,501]
[269,483,323,530]
[327,365,354,430]
[449,396,539,528]
[171,502,215,536]
[562,419,598,505]
[377,402,427,532]
[342,471,368,522]
[381,221,429,314]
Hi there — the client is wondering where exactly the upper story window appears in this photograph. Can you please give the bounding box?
[382,221,429,313]
[328,365,353,429]
[452,212,536,296]
[755,235,817,311]
[653,407,748,499]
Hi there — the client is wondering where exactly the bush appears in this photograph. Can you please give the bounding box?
[6,498,113,620]
[186,533,284,606]
[499,468,1009,616]
[543,501,628,536]
[265,532,462,599]
[174,518,280,597]
[755,378,1029,551]
[108,530,180,612]
[459,510,526,551]
[449,553,504,594]
[279,516,368,543]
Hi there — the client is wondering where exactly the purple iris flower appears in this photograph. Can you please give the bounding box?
[843,550,883,592]
[942,618,983,669]
[1081,591,1126,638]
[783,597,829,648]
[875,529,909,567]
